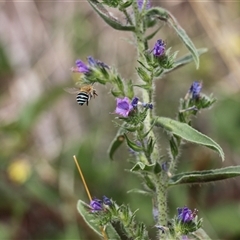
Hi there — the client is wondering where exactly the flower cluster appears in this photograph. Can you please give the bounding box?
[90,196,112,212]
[115,97,153,117]
[151,39,166,57]
[177,206,197,223]
[137,0,151,10]
[71,56,109,75]
[188,81,202,100]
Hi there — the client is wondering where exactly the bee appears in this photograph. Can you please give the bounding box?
[65,84,98,106]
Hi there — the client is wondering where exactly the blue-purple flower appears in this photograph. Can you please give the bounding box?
[115,97,134,117]
[151,39,166,57]
[74,59,90,74]
[189,81,202,99]
[131,97,139,108]
[90,198,103,212]
[103,196,112,206]
[142,103,153,109]
[87,56,109,69]
[137,0,151,10]
[71,56,108,74]
[177,206,197,223]
[131,97,153,109]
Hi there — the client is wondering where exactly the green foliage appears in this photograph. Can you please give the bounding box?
[169,166,240,186]
[153,117,224,161]
[107,125,126,160]
[145,7,200,68]
[164,48,208,74]
[87,0,135,31]
[77,200,121,239]
[131,161,161,174]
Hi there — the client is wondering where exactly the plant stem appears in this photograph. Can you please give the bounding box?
[132,3,168,238]
[154,174,168,232]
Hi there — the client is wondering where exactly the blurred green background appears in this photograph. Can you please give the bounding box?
[0,1,240,239]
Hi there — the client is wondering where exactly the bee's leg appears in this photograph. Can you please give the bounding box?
[93,90,98,98]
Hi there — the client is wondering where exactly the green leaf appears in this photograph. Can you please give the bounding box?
[191,228,212,240]
[77,200,103,237]
[164,48,208,74]
[133,84,151,90]
[127,189,152,196]
[111,89,123,97]
[126,79,134,99]
[136,67,151,83]
[145,7,169,21]
[87,0,135,31]
[168,166,240,186]
[119,0,133,9]
[124,134,142,152]
[102,0,119,7]
[146,137,155,157]
[153,117,224,161]
[131,162,161,174]
[77,200,121,240]
[174,48,207,68]
[143,175,156,191]
[167,14,200,69]
[107,125,126,161]
[114,75,124,93]
[142,119,156,138]
[104,224,122,240]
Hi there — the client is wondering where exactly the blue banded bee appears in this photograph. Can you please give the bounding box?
[65,84,98,106]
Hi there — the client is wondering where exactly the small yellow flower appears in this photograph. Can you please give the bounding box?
[7,159,31,184]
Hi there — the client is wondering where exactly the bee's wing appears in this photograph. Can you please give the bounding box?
[64,87,80,94]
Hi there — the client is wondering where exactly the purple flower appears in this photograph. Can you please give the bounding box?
[103,196,112,206]
[152,39,166,57]
[189,81,202,99]
[137,0,151,10]
[87,56,109,69]
[75,59,90,74]
[131,97,139,108]
[115,97,134,117]
[177,206,197,223]
[142,103,153,109]
[90,198,103,212]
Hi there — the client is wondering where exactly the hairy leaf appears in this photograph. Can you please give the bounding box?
[107,125,126,160]
[131,162,161,174]
[77,200,103,237]
[154,117,224,161]
[124,134,142,152]
[77,200,121,240]
[87,0,135,31]
[127,189,152,196]
[164,48,208,74]
[167,14,199,69]
[191,228,212,240]
[168,166,240,186]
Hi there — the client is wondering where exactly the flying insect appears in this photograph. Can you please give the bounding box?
[65,84,98,106]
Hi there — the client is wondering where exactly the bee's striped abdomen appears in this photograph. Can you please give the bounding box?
[76,92,90,106]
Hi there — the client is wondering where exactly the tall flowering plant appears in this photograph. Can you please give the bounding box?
[72,1,240,239]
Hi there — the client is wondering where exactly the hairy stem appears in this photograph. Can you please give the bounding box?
[133,3,168,238]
